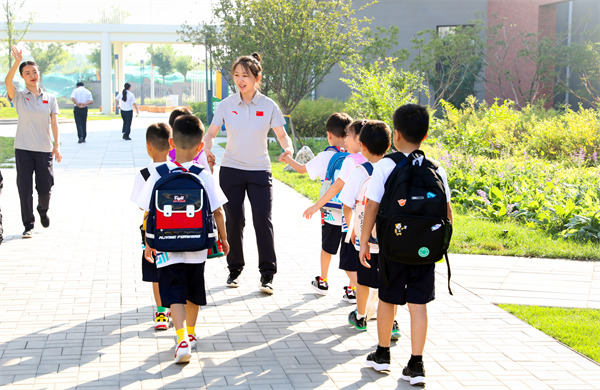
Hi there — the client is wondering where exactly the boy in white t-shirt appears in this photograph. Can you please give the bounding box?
[130,123,173,330]
[360,104,453,385]
[280,113,352,296]
[339,120,396,334]
[302,120,367,302]
[133,115,229,364]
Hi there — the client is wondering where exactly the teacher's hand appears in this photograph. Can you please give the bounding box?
[205,149,216,166]
[53,146,62,163]
[278,150,292,163]
[11,45,22,63]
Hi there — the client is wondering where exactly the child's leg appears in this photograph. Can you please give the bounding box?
[345,270,357,289]
[170,303,186,338]
[376,300,396,348]
[407,303,427,355]
[186,301,199,328]
[356,283,369,315]
[320,249,332,279]
[152,282,162,307]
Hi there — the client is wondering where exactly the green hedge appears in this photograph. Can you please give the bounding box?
[189,102,208,126]
[290,98,345,139]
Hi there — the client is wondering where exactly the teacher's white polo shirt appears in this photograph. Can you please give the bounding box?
[11,89,59,153]
[211,91,286,171]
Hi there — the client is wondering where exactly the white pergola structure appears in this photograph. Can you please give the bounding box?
[1,22,187,114]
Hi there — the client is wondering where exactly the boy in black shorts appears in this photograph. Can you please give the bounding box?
[359,105,453,385]
[339,120,394,332]
[133,115,229,363]
[130,123,172,330]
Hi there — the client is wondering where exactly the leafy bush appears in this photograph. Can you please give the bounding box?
[424,144,600,243]
[434,99,600,164]
[342,58,428,130]
[142,97,167,106]
[189,101,208,125]
[0,97,10,107]
[290,98,345,139]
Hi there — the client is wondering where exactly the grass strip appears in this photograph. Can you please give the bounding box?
[0,137,15,164]
[499,304,600,362]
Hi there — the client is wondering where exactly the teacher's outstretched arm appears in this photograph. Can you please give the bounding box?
[203,123,221,166]
[273,125,293,161]
[5,45,23,100]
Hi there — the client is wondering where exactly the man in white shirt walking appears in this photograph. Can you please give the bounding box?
[71,82,93,143]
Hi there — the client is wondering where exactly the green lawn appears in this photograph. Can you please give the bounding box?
[0,107,120,120]
[0,137,15,165]
[499,304,600,362]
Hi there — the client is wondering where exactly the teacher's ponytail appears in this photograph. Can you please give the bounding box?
[122,83,131,102]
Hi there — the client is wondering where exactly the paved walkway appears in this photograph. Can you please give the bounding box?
[0,115,598,389]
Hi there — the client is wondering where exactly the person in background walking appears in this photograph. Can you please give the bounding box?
[115,83,139,140]
[71,81,93,143]
[4,45,62,238]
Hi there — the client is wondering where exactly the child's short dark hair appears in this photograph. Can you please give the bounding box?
[346,120,364,137]
[359,120,391,156]
[326,112,352,138]
[146,122,172,151]
[173,115,204,150]
[168,106,193,128]
[392,104,429,144]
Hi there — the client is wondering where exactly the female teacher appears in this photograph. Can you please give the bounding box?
[204,53,293,295]
[5,45,62,238]
[115,83,139,140]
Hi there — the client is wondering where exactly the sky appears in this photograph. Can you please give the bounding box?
[21,0,214,25]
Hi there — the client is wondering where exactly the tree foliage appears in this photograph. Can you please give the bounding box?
[2,0,32,68]
[147,45,176,84]
[179,0,374,114]
[174,55,192,82]
[342,58,429,130]
[26,42,72,75]
[410,23,485,109]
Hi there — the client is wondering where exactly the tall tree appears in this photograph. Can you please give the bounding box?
[174,54,192,82]
[26,42,72,75]
[410,22,485,109]
[179,0,373,114]
[2,0,32,68]
[147,45,176,85]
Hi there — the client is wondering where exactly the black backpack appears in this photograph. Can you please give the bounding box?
[376,150,453,294]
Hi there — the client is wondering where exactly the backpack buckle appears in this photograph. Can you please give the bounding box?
[186,205,195,217]
[163,205,173,217]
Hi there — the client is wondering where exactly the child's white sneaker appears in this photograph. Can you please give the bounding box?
[188,333,197,350]
[174,340,191,364]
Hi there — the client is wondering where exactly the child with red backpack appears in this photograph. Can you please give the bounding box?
[132,115,229,364]
[359,104,453,385]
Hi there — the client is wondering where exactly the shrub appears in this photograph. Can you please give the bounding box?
[290,98,345,139]
[0,97,10,107]
[189,101,208,125]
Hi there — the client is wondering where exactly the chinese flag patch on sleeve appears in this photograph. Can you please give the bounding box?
[256,111,264,117]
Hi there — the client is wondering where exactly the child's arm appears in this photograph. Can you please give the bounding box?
[303,178,345,219]
[358,199,378,268]
[280,153,308,174]
[343,204,355,244]
[447,202,453,224]
[213,206,229,256]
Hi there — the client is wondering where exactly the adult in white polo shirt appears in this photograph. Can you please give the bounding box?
[204,53,293,294]
[71,81,93,143]
[4,45,62,238]
[115,83,139,140]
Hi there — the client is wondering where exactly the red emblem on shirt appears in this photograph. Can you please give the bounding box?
[25,98,30,101]
[256,111,264,116]
[43,100,48,104]
[232,111,238,115]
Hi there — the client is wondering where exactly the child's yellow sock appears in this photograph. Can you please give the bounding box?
[187,325,195,337]
[176,328,187,344]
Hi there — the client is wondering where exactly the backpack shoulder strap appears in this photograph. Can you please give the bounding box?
[324,146,340,153]
[156,163,170,177]
[140,168,151,181]
[188,165,204,175]
[360,162,373,176]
